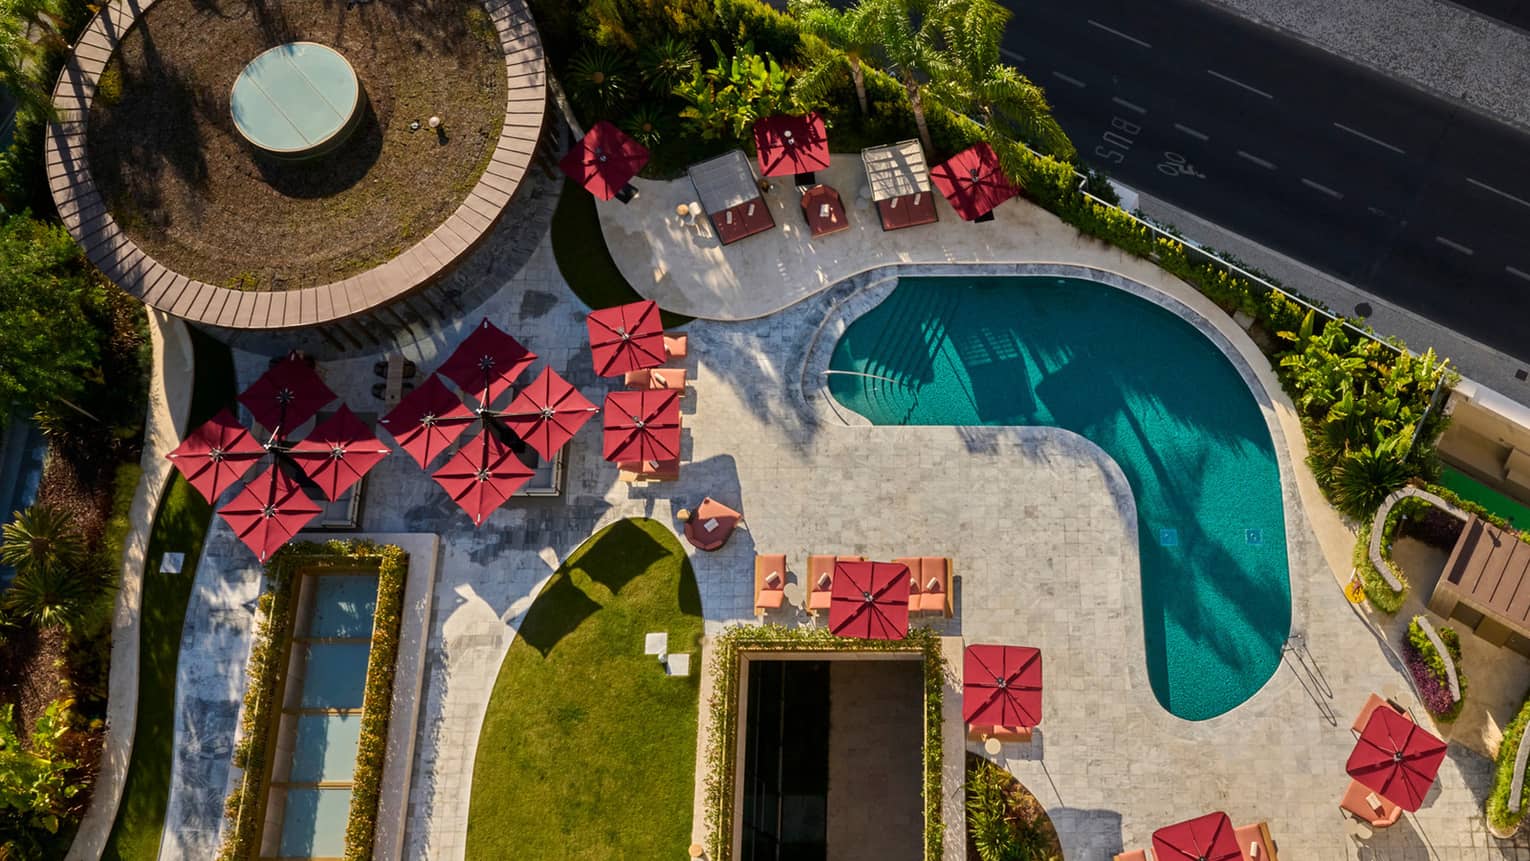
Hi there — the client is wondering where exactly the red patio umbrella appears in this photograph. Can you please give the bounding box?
[753,112,830,178]
[963,644,1042,727]
[930,142,1019,222]
[586,300,665,377]
[828,560,910,640]
[501,367,598,461]
[602,389,681,463]
[287,406,391,501]
[1151,811,1242,861]
[218,466,323,563]
[378,374,476,468]
[1346,704,1448,811]
[436,318,537,409]
[559,120,650,201]
[432,431,535,526]
[166,409,267,503]
[238,353,336,432]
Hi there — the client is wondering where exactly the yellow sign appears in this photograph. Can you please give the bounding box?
[1345,574,1367,604]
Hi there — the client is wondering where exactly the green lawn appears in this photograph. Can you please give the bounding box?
[101,328,234,861]
[465,518,703,860]
[1440,466,1530,530]
[550,177,693,329]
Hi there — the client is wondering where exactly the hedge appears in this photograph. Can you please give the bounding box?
[1353,520,1406,614]
[216,540,408,861]
[1488,688,1530,834]
[1406,616,1466,722]
[702,624,946,861]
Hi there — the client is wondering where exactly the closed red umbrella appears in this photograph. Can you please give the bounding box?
[559,120,650,201]
[930,143,1019,222]
[1152,812,1241,861]
[602,390,681,463]
[963,644,1042,727]
[378,374,475,468]
[436,318,537,410]
[753,112,830,178]
[432,431,535,526]
[238,353,336,432]
[586,300,665,377]
[287,405,390,501]
[501,367,598,461]
[218,466,323,563]
[1346,704,1448,811]
[166,409,266,503]
[828,560,910,640]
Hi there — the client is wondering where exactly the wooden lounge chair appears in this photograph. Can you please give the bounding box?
[617,459,679,483]
[755,554,787,617]
[623,367,688,395]
[1352,692,1408,734]
[1339,778,1402,829]
[664,334,688,361]
[806,554,863,615]
[1233,821,1278,860]
[898,556,952,616]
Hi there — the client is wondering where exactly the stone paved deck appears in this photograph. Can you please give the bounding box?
[158,180,1530,860]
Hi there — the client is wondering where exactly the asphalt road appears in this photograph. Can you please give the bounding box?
[1000,0,1530,365]
[1451,0,1530,30]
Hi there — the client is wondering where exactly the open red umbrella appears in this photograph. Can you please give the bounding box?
[963,644,1042,727]
[586,300,665,377]
[218,466,323,563]
[378,375,476,468]
[1152,812,1241,861]
[828,560,910,640]
[432,431,535,526]
[559,120,650,201]
[753,112,830,178]
[287,406,390,501]
[501,367,597,461]
[602,389,680,463]
[166,409,266,504]
[238,353,336,432]
[436,318,537,409]
[930,142,1019,222]
[1346,704,1448,811]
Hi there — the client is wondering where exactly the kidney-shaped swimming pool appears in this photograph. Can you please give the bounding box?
[828,275,1291,720]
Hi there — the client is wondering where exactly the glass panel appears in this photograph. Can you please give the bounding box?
[298,643,371,710]
[278,787,354,859]
[306,575,377,639]
[288,713,363,784]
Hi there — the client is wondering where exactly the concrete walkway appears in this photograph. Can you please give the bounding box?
[66,311,194,861]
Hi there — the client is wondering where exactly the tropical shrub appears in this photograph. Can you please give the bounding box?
[567,44,634,116]
[676,41,797,140]
[1,504,85,578]
[0,698,86,857]
[966,754,1062,861]
[715,0,804,60]
[1487,688,1530,834]
[638,36,701,95]
[1353,520,1406,614]
[1406,616,1466,722]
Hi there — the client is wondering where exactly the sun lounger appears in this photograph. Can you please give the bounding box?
[664,334,688,361]
[1234,821,1278,860]
[623,367,688,395]
[1112,850,1148,861]
[916,556,952,617]
[806,554,863,615]
[1340,778,1402,828]
[967,724,1033,743]
[893,557,921,613]
[1352,692,1408,734]
[755,553,787,617]
[617,459,680,483]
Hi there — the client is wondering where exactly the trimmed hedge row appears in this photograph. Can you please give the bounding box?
[343,543,409,861]
[1353,520,1406,615]
[1488,688,1530,834]
[702,624,946,861]
[1406,616,1467,722]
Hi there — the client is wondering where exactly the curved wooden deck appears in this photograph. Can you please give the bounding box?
[45,0,548,330]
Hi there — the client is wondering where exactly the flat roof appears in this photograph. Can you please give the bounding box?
[861,139,931,202]
[1441,513,1530,633]
[688,149,760,214]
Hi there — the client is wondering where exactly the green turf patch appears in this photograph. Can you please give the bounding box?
[550,178,693,329]
[101,328,234,861]
[465,518,703,860]
[1440,466,1530,530]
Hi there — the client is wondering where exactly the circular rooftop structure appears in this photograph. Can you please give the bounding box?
[230,42,363,159]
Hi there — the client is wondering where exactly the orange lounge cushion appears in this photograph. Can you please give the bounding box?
[1112,852,1147,861]
[756,589,785,609]
[917,593,946,613]
[1233,823,1275,859]
[1340,778,1401,827]
[808,590,832,610]
[664,334,688,359]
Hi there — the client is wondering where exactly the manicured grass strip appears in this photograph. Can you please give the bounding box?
[1440,467,1530,530]
[550,177,693,329]
[465,518,703,861]
[101,328,234,861]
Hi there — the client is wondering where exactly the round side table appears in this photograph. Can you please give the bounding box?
[983,737,1003,756]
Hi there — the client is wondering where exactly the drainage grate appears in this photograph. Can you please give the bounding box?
[1246,528,1263,546]
[1158,528,1178,547]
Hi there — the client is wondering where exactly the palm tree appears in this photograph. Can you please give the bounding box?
[0,0,69,122]
[789,0,877,115]
[1,504,83,578]
[5,563,101,631]
[860,0,955,152]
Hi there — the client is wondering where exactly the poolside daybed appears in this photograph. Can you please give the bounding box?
[895,556,953,617]
[688,150,775,245]
[755,553,787,617]
[862,140,938,232]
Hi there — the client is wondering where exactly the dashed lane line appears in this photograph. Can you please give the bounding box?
[1435,236,1475,255]
[1052,71,1087,88]
[1111,96,1147,115]
[1507,266,1530,282]
[1466,177,1530,211]
[1207,69,1273,99]
[1236,150,1277,170]
[999,48,1025,63]
[1173,123,1209,141]
[1333,122,1406,155]
[1301,178,1344,199]
[1087,19,1153,49]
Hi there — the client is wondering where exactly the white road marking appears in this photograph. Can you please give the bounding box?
[1111,96,1147,115]
[1236,150,1277,170]
[1467,177,1530,211]
[999,48,1026,63]
[1507,266,1530,282]
[1333,122,1406,155]
[1087,19,1153,49]
[1173,123,1209,141]
[1052,71,1087,88]
[1435,236,1475,255]
[1207,69,1273,99]
[1301,178,1344,199]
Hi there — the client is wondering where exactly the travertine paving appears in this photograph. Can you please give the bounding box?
[161,181,1530,861]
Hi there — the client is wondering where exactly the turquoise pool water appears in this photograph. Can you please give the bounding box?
[828,275,1291,720]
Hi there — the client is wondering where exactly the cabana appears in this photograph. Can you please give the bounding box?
[861,139,938,231]
[688,149,775,245]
